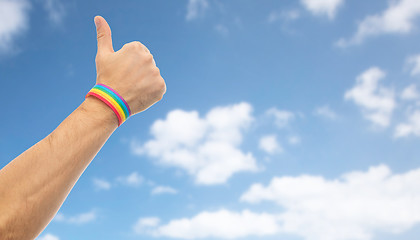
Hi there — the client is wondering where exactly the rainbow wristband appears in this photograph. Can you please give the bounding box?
[85,83,132,126]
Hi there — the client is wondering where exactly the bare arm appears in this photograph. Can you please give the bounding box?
[0,97,118,239]
[0,16,166,240]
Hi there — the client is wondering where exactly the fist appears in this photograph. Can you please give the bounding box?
[93,16,166,116]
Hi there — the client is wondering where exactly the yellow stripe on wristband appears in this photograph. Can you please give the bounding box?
[90,88,127,122]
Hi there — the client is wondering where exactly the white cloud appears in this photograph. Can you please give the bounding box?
[135,165,420,240]
[36,233,60,240]
[406,54,420,76]
[300,0,344,19]
[116,172,144,187]
[186,0,208,21]
[401,84,419,100]
[151,186,178,195]
[314,105,338,120]
[337,0,420,47]
[92,178,111,191]
[259,135,282,154]
[394,110,420,137]
[134,209,280,239]
[133,217,161,234]
[241,164,420,240]
[54,210,97,224]
[67,211,96,224]
[131,102,258,185]
[0,0,30,53]
[266,108,295,128]
[42,0,66,25]
[344,67,396,127]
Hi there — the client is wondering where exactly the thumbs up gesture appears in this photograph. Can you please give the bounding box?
[93,16,166,115]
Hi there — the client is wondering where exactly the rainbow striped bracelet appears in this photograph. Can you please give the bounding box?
[85,83,131,126]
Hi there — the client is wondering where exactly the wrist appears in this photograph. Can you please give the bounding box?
[85,83,132,127]
[81,96,119,129]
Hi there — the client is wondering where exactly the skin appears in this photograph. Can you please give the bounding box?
[0,16,166,240]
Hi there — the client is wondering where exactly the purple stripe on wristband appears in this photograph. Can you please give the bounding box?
[97,83,132,115]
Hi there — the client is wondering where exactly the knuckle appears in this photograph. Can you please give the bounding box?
[122,43,129,49]
[133,41,142,45]
[124,41,143,50]
[132,41,143,49]
[157,88,165,100]
[161,84,167,95]
[122,42,131,49]
[152,66,161,76]
[158,77,166,93]
[142,53,154,64]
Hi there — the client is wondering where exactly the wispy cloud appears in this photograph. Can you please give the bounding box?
[133,217,161,235]
[151,186,178,195]
[0,0,30,54]
[41,0,66,25]
[186,0,209,21]
[133,209,279,238]
[53,210,97,224]
[395,110,420,137]
[267,9,300,23]
[337,0,420,47]
[214,24,229,36]
[344,67,395,127]
[92,178,112,191]
[266,108,295,128]
[37,233,60,240]
[300,0,345,19]
[401,84,419,101]
[116,172,144,187]
[406,54,420,76]
[259,135,282,154]
[314,105,338,120]
[288,135,301,145]
[131,102,259,185]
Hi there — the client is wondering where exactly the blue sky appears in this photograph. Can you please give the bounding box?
[1,0,420,239]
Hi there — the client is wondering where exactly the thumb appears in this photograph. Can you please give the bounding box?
[94,16,114,54]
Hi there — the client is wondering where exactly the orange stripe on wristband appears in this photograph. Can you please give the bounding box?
[85,84,132,127]
[86,92,123,126]
[89,88,127,122]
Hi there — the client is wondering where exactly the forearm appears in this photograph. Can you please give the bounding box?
[0,15,165,240]
[0,97,117,239]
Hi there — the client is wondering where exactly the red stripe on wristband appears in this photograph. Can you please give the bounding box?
[85,91,123,126]
[97,83,132,116]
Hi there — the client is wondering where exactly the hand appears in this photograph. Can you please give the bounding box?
[93,16,166,116]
